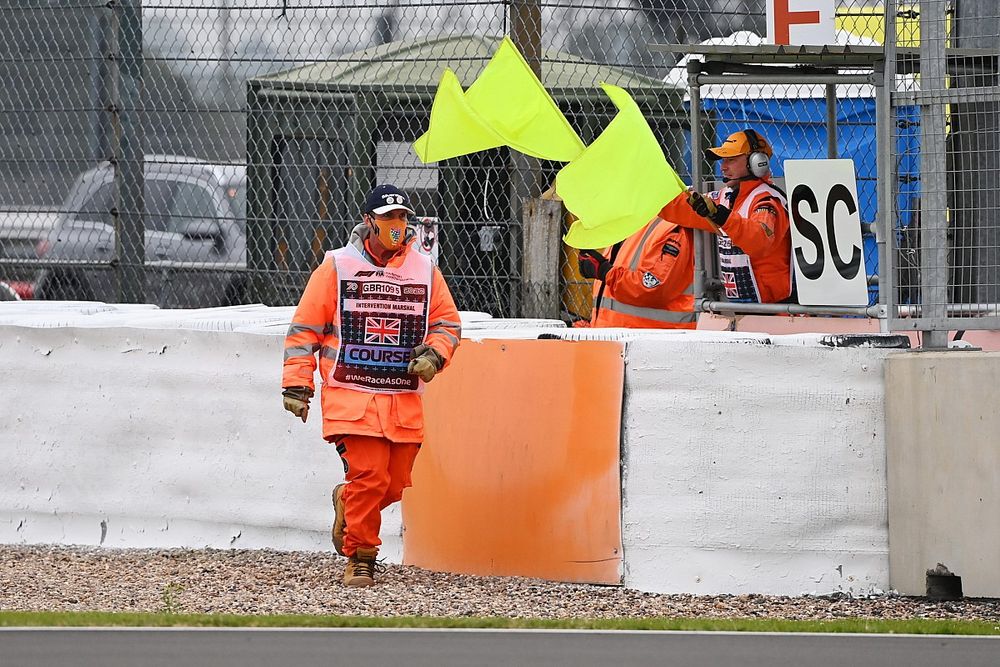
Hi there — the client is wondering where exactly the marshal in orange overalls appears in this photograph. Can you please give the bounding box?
[282,220,460,568]
[582,218,696,329]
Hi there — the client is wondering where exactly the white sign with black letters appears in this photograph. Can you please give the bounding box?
[785,159,869,306]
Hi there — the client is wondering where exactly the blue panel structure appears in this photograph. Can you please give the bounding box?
[680,99,920,305]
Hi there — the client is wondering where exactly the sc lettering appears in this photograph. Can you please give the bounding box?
[790,183,862,281]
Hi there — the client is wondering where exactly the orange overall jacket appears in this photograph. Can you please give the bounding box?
[659,177,793,304]
[589,219,695,329]
[282,225,461,443]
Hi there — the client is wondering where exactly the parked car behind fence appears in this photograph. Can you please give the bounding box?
[34,155,247,307]
[0,206,60,299]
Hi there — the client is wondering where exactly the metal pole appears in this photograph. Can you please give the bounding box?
[111,0,145,304]
[689,59,708,312]
[90,11,110,165]
[874,58,892,334]
[825,83,838,158]
[700,300,884,318]
[919,0,950,348]
[697,74,872,85]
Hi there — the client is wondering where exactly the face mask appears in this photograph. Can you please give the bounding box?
[368,215,407,250]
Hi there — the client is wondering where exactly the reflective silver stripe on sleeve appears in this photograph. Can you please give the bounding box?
[592,296,696,324]
[320,345,339,361]
[429,319,462,331]
[431,330,460,350]
[287,323,337,337]
[287,323,324,337]
[283,343,321,361]
[628,219,662,271]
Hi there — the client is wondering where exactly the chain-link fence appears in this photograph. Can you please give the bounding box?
[886,0,1000,338]
[0,1,995,331]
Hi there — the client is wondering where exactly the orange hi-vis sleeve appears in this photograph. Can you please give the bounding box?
[658,191,721,234]
[658,180,793,304]
[424,266,462,367]
[602,223,693,308]
[721,189,789,259]
[282,258,338,391]
[591,219,695,329]
[283,247,463,444]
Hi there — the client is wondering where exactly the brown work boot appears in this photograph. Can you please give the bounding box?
[331,483,347,556]
[343,547,381,587]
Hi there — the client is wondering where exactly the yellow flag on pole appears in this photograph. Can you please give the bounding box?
[413,37,585,163]
[412,68,505,164]
[463,36,585,162]
[559,84,686,249]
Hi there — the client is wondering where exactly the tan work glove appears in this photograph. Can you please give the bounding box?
[282,386,313,423]
[407,344,444,383]
[687,190,730,229]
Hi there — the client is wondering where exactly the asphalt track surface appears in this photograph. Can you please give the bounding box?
[3,628,1000,666]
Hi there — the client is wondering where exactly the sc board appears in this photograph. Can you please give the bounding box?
[784,159,870,307]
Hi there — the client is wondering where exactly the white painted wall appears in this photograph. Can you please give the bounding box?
[622,336,894,596]
[0,324,402,562]
[1,304,903,595]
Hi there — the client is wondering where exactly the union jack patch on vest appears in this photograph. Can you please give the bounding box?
[642,272,661,288]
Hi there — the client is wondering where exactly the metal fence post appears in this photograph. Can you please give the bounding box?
[110,0,145,304]
[825,83,838,159]
[918,0,950,347]
[689,58,708,313]
[874,56,892,334]
[245,80,271,305]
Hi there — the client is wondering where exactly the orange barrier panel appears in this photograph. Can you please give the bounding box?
[403,338,624,585]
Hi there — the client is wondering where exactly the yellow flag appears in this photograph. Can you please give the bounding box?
[413,37,585,164]
[559,84,686,249]
[464,36,585,162]
[413,68,505,163]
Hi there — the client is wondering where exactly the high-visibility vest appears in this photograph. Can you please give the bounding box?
[327,243,433,394]
[713,182,789,303]
[591,219,696,329]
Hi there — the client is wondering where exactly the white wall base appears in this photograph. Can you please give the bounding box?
[622,337,893,595]
[0,325,402,561]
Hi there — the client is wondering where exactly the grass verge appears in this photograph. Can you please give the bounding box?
[1,612,998,635]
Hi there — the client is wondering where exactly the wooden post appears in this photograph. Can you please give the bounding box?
[510,0,541,77]
[521,197,563,319]
[510,0,549,317]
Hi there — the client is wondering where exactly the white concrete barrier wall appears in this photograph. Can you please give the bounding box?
[0,324,404,562]
[1,305,901,595]
[622,336,893,596]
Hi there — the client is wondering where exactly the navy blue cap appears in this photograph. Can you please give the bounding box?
[363,184,415,215]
